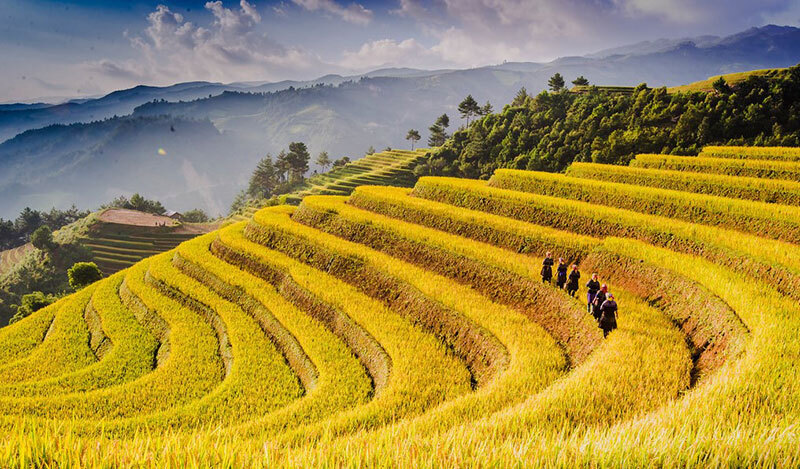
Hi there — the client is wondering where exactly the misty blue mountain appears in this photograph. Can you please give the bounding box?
[1,25,799,219]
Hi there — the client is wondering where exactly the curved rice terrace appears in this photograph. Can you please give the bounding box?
[1,145,799,467]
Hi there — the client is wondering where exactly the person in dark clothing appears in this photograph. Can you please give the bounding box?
[586,273,600,314]
[541,252,554,284]
[567,265,580,297]
[599,293,618,338]
[555,258,568,289]
[592,284,608,321]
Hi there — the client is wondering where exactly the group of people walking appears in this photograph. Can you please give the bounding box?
[541,252,618,337]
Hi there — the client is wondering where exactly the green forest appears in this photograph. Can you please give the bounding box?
[418,66,800,179]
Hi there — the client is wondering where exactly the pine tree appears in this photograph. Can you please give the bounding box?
[275,150,290,182]
[247,155,277,199]
[428,113,451,147]
[548,73,566,92]
[458,95,481,126]
[572,76,589,86]
[712,77,731,95]
[286,142,310,182]
[406,129,421,150]
[512,87,529,106]
[315,151,332,172]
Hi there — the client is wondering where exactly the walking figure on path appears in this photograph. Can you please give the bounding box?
[586,273,600,314]
[556,258,568,289]
[541,252,554,284]
[567,265,580,297]
[592,284,608,321]
[599,293,618,338]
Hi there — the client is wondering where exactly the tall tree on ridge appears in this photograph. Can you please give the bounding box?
[286,142,310,182]
[315,151,332,172]
[428,113,451,147]
[548,73,566,92]
[247,155,278,199]
[406,129,421,150]
[458,94,481,126]
[572,76,590,86]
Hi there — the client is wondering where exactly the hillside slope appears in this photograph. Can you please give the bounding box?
[1,26,799,219]
[0,146,798,466]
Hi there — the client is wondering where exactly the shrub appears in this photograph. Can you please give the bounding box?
[8,292,56,324]
[68,262,102,290]
[30,226,54,251]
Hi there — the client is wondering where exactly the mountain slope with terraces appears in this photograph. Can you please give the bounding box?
[0,146,798,467]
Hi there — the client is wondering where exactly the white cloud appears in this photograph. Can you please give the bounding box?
[91,1,326,86]
[292,0,373,25]
[340,38,445,69]
[390,0,429,20]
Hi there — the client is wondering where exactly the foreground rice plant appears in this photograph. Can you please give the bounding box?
[0,146,798,467]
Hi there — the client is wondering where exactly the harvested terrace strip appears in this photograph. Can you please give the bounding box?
[83,232,200,275]
[0,243,32,277]
[0,273,159,398]
[176,232,375,437]
[227,217,476,446]
[488,169,800,244]
[294,196,601,365]
[631,154,800,181]
[565,162,800,205]
[0,257,224,424]
[699,145,800,162]
[248,206,509,389]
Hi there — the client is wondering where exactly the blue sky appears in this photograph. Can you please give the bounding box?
[2,0,799,102]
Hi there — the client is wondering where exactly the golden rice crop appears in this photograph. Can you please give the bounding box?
[566,161,800,205]
[488,169,800,243]
[0,285,96,385]
[0,272,158,397]
[0,145,799,467]
[411,176,800,304]
[294,195,601,364]
[226,216,476,446]
[174,231,374,436]
[700,145,800,161]
[632,153,800,181]
[0,296,61,364]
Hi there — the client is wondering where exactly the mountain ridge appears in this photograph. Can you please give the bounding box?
[1,24,799,219]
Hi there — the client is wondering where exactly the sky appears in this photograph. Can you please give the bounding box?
[1,0,799,102]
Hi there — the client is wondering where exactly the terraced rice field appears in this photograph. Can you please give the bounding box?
[1,146,799,467]
[289,148,429,201]
[0,244,32,276]
[79,210,215,275]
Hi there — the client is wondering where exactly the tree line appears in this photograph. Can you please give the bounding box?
[414,66,800,179]
[0,206,89,251]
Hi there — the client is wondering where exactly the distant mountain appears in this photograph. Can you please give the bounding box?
[1,24,799,219]
[0,116,247,218]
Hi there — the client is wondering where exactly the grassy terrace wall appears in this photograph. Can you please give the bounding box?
[1,145,799,467]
